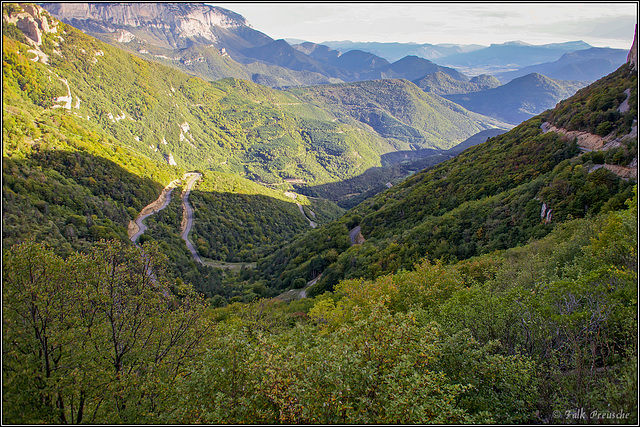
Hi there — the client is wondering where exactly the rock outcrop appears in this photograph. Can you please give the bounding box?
[3,3,58,46]
[165,153,178,166]
[627,24,637,72]
[41,3,250,49]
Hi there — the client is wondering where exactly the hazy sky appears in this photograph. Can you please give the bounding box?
[210,2,638,49]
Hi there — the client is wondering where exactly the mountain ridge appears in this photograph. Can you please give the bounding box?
[41,2,254,47]
[494,47,629,83]
[444,73,587,124]
[252,54,637,296]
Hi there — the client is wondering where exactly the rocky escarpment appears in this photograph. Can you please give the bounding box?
[41,3,253,48]
[3,3,58,45]
[627,24,638,72]
[540,120,637,181]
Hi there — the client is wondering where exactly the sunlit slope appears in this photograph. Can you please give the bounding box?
[288,79,510,150]
[2,5,344,271]
[3,8,506,189]
[2,14,381,186]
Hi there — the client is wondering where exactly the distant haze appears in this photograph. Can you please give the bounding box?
[210,2,637,49]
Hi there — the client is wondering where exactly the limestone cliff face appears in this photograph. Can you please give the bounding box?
[41,3,252,48]
[627,24,637,72]
[3,3,58,45]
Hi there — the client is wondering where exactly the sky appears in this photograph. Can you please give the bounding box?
[210,2,638,49]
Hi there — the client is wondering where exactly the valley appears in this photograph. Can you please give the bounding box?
[2,3,637,425]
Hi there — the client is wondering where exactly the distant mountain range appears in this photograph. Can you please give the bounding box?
[493,47,630,83]
[320,40,486,62]
[41,3,626,84]
[321,39,627,79]
[39,3,627,128]
[444,73,587,124]
[437,40,596,74]
[41,3,475,87]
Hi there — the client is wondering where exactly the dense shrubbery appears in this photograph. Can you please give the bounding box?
[2,150,163,256]
[3,240,209,424]
[4,188,636,424]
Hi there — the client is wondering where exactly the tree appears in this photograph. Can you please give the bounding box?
[2,239,209,424]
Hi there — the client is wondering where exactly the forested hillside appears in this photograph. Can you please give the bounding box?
[4,185,636,424]
[287,79,509,150]
[253,59,637,296]
[2,3,637,424]
[1,4,345,296]
[413,71,501,95]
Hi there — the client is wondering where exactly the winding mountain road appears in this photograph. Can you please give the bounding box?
[180,172,203,264]
[349,225,365,245]
[284,191,317,228]
[297,203,317,228]
[129,173,203,266]
[129,179,181,244]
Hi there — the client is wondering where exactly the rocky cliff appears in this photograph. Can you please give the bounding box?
[627,24,637,71]
[41,3,254,48]
[3,3,58,45]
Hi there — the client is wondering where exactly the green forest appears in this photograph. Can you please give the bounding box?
[3,187,637,423]
[2,3,638,424]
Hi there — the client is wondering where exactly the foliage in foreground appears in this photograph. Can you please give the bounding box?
[2,240,209,424]
[4,189,635,424]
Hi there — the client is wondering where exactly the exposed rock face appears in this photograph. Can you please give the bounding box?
[540,203,553,225]
[627,24,637,71]
[165,153,178,166]
[41,3,249,48]
[115,29,136,43]
[541,120,637,153]
[3,3,58,45]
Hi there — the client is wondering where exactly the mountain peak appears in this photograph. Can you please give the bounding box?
[490,41,532,47]
[42,3,250,28]
[513,72,553,85]
[504,40,532,46]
